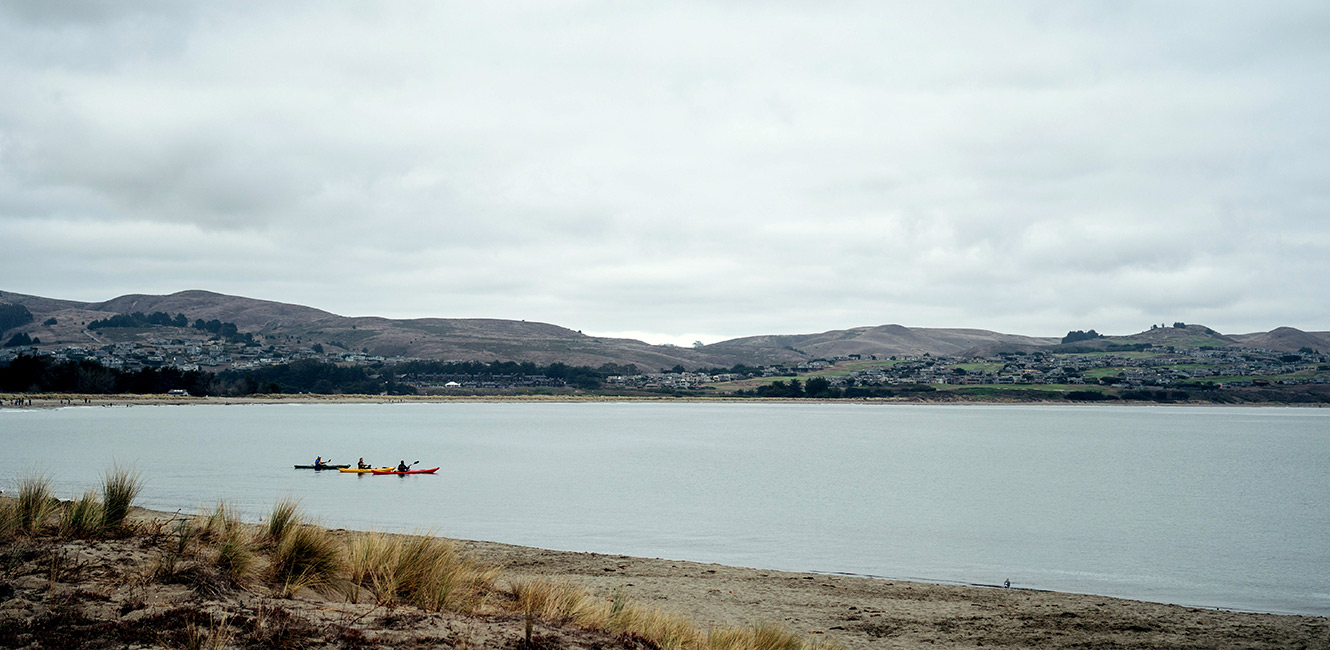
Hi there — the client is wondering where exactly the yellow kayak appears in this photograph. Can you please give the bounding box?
[338,467,394,474]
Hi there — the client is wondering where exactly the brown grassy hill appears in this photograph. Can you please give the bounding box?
[6,289,1322,366]
[1052,324,1239,351]
[1229,326,1330,353]
[0,290,760,369]
[91,290,338,331]
[710,324,1058,358]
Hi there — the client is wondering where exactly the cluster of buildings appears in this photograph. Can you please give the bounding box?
[0,337,411,374]
[3,331,1325,394]
[607,346,1328,391]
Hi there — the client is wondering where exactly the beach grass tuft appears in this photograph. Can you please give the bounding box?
[345,531,498,612]
[263,497,301,547]
[707,622,834,650]
[509,576,602,627]
[269,521,343,597]
[202,502,255,585]
[99,466,143,531]
[60,490,104,538]
[0,499,15,538]
[15,475,59,534]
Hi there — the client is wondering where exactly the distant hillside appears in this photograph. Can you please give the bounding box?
[1229,327,1330,353]
[710,324,1058,358]
[3,289,1325,366]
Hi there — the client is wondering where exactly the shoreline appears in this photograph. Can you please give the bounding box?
[3,392,1322,409]
[3,504,1326,649]
[142,506,1330,648]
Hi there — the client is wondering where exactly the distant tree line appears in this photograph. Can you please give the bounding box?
[0,355,622,396]
[0,303,34,332]
[0,355,397,397]
[1061,329,1103,344]
[0,355,212,395]
[87,311,257,344]
[4,333,41,348]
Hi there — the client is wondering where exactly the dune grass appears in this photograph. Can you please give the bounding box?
[262,497,300,547]
[59,490,104,538]
[0,499,15,538]
[14,475,59,534]
[264,501,342,597]
[201,502,255,585]
[345,531,499,612]
[504,577,839,650]
[99,466,143,531]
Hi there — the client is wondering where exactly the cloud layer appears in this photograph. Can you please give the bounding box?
[3,2,1328,343]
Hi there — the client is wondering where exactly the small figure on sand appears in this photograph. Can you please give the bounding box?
[1004,579,1011,589]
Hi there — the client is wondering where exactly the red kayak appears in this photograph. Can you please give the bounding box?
[372,467,439,475]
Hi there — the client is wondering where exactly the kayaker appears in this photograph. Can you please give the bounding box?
[314,456,324,468]
[357,458,369,470]
[396,460,409,473]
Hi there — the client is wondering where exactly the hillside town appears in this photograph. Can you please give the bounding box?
[4,329,1328,395]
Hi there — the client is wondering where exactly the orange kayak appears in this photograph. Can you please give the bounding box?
[371,467,439,475]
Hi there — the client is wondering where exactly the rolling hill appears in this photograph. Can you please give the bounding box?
[2,289,1327,368]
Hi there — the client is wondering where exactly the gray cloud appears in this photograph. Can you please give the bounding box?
[2,2,1328,343]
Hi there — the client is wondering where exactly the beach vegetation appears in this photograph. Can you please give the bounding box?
[262,496,300,547]
[59,490,104,538]
[100,466,143,532]
[345,531,498,612]
[0,499,15,538]
[503,577,837,650]
[265,501,342,596]
[708,622,836,650]
[14,475,59,534]
[200,502,255,585]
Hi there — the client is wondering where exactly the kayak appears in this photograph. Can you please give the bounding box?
[371,467,440,475]
[338,467,394,474]
[294,464,350,470]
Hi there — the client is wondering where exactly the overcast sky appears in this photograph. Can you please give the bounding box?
[2,2,1327,344]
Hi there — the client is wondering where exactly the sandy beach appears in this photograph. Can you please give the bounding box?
[1,505,1324,649]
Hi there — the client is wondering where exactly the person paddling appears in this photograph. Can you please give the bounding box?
[396,460,410,473]
[358,457,369,470]
[314,456,325,468]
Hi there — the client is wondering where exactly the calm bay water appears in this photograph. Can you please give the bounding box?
[2,402,1326,616]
